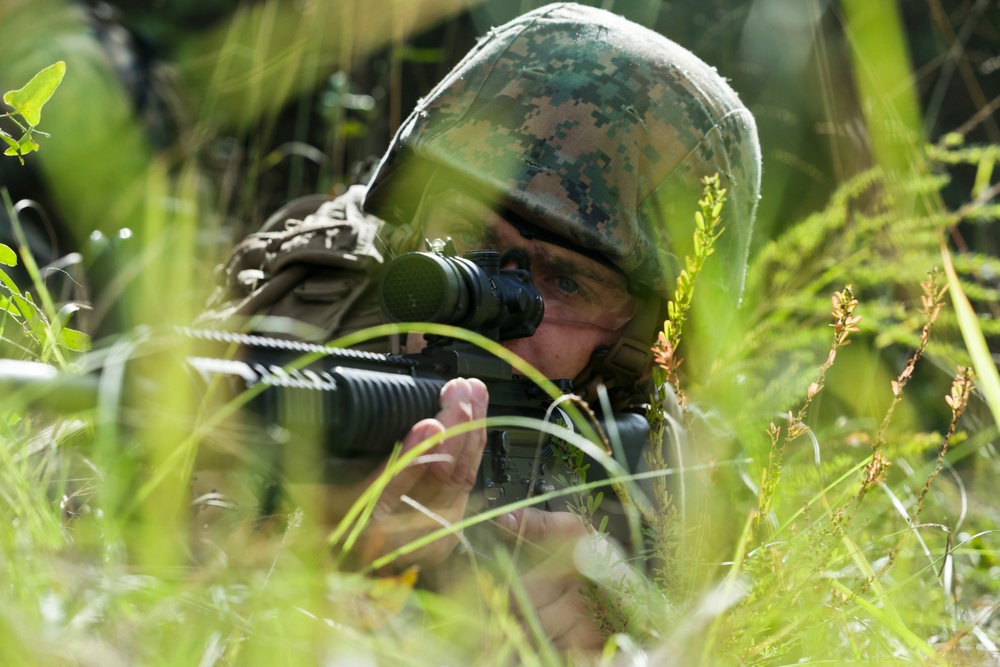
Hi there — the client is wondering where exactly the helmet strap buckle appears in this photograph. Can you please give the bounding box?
[601,297,660,378]
[572,298,661,408]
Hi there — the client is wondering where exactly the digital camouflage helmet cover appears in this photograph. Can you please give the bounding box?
[365,2,761,388]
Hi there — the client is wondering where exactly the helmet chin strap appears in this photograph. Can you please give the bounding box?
[572,298,662,409]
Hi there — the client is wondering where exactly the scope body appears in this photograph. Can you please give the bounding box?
[379,247,544,341]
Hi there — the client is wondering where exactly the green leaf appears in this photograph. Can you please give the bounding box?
[973,153,995,200]
[2,134,26,164]
[3,61,66,126]
[57,327,91,352]
[3,134,39,160]
[0,243,16,267]
[19,134,38,152]
[0,295,18,315]
[828,579,940,660]
[0,130,18,152]
[11,293,36,324]
[0,263,23,295]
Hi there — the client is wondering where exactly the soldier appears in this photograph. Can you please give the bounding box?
[204,1,761,651]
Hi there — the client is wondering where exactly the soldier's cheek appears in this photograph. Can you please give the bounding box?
[503,324,609,381]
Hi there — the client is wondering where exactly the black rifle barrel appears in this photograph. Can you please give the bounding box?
[0,334,650,504]
[187,353,446,458]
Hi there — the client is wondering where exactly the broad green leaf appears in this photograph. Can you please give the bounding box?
[19,134,38,152]
[3,61,66,126]
[0,243,16,267]
[11,293,36,324]
[58,327,91,352]
[0,130,18,152]
[0,263,23,295]
[3,134,39,159]
[0,295,18,315]
[55,303,92,352]
[56,302,84,322]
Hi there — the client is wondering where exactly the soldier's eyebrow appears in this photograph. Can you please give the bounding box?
[447,199,630,293]
[477,224,494,242]
[531,244,629,292]
[495,206,632,282]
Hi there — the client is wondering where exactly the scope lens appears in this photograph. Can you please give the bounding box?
[380,253,460,323]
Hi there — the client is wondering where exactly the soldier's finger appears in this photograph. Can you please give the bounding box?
[497,508,589,543]
[534,580,598,649]
[446,378,489,485]
[376,418,446,513]
[427,378,488,495]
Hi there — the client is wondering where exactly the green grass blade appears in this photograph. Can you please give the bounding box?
[940,237,1000,429]
[828,579,941,661]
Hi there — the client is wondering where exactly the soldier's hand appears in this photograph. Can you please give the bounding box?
[318,377,489,570]
[498,509,606,652]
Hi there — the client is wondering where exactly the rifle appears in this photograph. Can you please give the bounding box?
[0,244,650,510]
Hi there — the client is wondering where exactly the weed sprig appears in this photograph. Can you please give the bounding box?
[644,174,726,595]
[754,284,861,534]
[651,173,727,415]
[843,269,949,521]
[873,365,976,583]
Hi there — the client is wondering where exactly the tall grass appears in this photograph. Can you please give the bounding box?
[0,0,998,664]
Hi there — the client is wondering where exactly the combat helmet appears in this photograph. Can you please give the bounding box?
[365,2,762,397]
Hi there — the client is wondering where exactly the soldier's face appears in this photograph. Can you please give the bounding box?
[409,190,641,382]
[489,219,634,381]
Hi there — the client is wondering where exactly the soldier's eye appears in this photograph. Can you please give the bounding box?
[458,226,485,245]
[556,276,580,294]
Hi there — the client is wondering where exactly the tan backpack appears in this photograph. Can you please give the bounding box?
[200,185,395,351]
